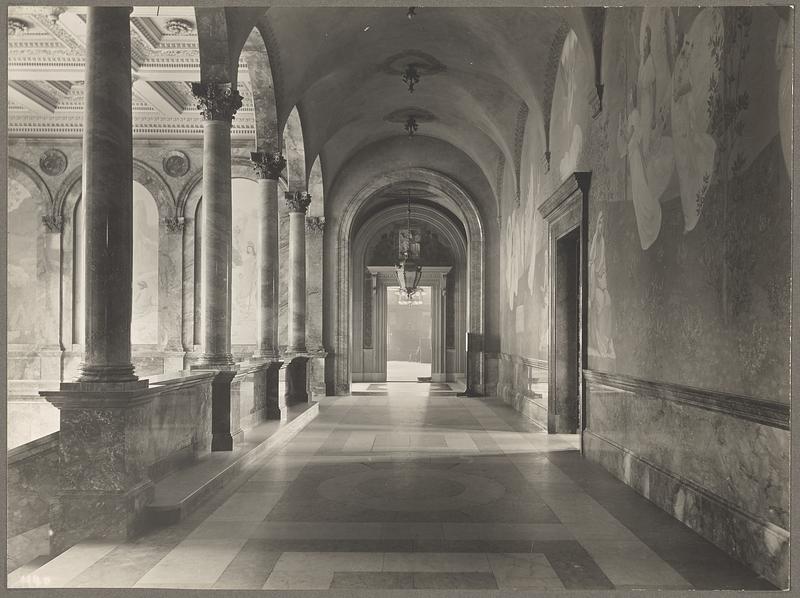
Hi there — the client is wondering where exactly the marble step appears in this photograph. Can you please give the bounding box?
[145,402,319,527]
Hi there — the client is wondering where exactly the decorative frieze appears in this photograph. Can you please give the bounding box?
[305,216,325,233]
[250,151,286,180]
[191,82,243,122]
[285,191,311,214]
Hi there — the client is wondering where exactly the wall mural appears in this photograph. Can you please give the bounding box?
[7,178,42,344]
[131,182,159,345]
[588,7,791,401]
[501,155,549,361]
[231,178,259,345]
[553,30,591,180]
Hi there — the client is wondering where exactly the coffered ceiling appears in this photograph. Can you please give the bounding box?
[7,6,255,139]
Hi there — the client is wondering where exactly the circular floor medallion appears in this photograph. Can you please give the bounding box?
[317,468,505,511]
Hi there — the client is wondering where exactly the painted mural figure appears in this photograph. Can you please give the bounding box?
[617,12,677,250]
[588,211,616,359]
[670,8,723,232]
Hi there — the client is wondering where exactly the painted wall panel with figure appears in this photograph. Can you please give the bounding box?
[587,6,791,402]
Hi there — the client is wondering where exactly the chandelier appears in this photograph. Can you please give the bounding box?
[395,190,423,302]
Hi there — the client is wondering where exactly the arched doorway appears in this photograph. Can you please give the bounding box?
[349,195,469,385]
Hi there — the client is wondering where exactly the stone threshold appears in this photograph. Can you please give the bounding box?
[145,402,319,528]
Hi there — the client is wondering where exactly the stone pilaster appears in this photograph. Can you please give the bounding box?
[285,191,311,353]
[251,151,285,361]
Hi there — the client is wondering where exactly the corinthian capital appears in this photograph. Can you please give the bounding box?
[285,191,312,214]
[250,151,286,180]
[191,82,243,122]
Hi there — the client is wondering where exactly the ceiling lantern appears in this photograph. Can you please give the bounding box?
[395,190,423,302]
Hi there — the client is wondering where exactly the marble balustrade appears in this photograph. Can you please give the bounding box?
[582,370,790,589]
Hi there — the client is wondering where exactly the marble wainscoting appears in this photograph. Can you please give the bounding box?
[582,370,790,588]
[497,353,548,430]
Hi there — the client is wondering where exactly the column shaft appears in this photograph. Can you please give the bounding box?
[78,6,136,382]
[191,82,242,367]
[199,120,233,365]
[251,152,285,360]
[286,192,311,353]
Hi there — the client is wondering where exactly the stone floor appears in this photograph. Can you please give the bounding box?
[9,383,776,591]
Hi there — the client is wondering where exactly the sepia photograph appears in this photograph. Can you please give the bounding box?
[4,3,793,593]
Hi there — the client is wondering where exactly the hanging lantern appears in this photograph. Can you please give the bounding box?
[396,251,423,301]
[395,190,423,300]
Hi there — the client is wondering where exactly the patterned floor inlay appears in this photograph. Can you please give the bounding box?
[11,382,776,591]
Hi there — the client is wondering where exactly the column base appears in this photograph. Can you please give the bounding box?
[252,349,282,362]
[211,429,244,452]
[77,363,139,383]
[264,361,285,420]
[193,353,236,368]
[49,481,155,556]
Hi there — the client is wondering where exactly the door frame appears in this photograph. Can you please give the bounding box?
[538,173,590,449]
[367,265,451,382]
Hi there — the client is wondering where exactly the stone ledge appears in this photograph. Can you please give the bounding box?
[145,402,319,527]
[8,432,59,465]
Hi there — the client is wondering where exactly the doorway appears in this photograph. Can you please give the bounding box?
[553,228,580,434]
[386,286,432,381]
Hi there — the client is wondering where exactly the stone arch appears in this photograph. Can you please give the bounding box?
[132,159,176,219]
[307,156,324,216]
[242,25,279,153]
[329,167,485,394]
[195,7,237,85]
[350,202,469,382]
[283,106,306,191]
[8,157,53,222]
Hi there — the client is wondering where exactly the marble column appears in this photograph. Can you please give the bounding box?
[190,81,242,368]
[78,6,138,384]
[285,191,311,353]
[250,152,286,419]
[251,152,286,360]
[190,81,243,451]
[44,7,153,556]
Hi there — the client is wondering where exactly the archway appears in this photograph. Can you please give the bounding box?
[329,168,484,395]
[351,201,467,384]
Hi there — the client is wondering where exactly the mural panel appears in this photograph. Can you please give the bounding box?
[131,182,159,345]
[588,7,791,401]
[231,178,259,345]
[7,178,42,344]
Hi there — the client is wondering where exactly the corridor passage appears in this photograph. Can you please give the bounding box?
[11,384,774,591]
